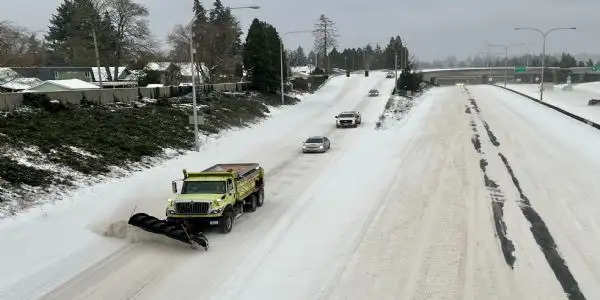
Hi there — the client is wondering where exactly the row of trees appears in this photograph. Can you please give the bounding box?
[287,35,411,71]
[420,53,597,69]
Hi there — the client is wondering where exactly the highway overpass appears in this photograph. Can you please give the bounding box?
[418,67,600,85]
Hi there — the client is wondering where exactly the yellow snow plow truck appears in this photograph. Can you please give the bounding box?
[129,163,264,250]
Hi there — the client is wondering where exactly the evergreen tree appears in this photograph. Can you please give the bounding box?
[243,18,285,93]
[559,53,577,68]
[46,0,102,65]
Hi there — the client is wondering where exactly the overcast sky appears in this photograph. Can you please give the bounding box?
[2,0,599,61]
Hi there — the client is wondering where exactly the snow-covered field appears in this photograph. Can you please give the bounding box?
[507,83,600,123]
[1,75,600,299]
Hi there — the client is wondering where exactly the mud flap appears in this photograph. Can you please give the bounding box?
[128,213,208,250]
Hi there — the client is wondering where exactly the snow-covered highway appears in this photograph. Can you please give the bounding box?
[1,75,600,300]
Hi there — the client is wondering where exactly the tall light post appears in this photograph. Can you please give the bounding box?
[488,42,525,87]
[280,30,312,105]
[189,5,260,151]
[515,26,576,101]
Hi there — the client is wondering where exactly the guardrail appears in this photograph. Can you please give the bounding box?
[495,85,600,131]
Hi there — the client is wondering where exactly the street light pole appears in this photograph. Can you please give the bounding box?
[515,26,576,101]
[189,5,260,151]
[280,30,312,105]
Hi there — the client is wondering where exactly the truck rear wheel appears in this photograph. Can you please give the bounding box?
[246,194,257,212]
[257,189,265,207]
[220,210,233,233]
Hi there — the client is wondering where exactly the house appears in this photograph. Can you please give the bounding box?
[23,79,100,92]
[91,67,128,82]
[11,67,94,82]
[146,62,207,85]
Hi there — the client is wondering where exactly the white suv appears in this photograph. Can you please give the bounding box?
[335,111,361,128]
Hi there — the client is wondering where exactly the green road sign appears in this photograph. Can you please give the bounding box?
[514,66,527,73]
[592,64,600,72]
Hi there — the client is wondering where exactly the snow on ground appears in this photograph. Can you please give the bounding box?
[468,85,600,299]
[2,77,600,299]
[507,83,600,123]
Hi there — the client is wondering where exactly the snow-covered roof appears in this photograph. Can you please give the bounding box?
[0,77,44,91]
[91,67,127,82]
[0,67,19,83]
[146,83,164,88]
[24,79,100,92]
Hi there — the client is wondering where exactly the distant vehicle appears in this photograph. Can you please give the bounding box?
[589,99,600,106]
[302,136,331,153]
[369,89,380,97]
[386,72,395,78]
[335,111,361,128]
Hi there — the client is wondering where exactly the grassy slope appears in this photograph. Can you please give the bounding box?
[0,92,299,212]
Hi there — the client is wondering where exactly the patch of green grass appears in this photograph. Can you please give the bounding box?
[0,157,56,186]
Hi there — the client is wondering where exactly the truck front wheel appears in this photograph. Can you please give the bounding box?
[220,210,233,233]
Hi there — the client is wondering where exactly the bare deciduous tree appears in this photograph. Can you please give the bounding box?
[100,0,152,80]
[0,21,45,67]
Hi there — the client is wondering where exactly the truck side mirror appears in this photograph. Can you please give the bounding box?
[172,181,178,194]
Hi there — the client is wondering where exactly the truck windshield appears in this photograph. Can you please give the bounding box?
[181,181,226,194]
[339,114,355,118]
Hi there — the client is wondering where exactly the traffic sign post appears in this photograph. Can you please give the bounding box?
[514,66,527,73]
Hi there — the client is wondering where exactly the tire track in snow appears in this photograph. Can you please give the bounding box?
[498,153,586,300]
[465,104,516,268]
[465,86,586,300]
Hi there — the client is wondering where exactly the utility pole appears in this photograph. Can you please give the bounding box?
[515,26,576,102]
[91,29,103,88]
[190,23,200,151]
[394,52,398,93]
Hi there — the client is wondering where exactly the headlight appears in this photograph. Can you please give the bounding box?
[319,145,324,149]
[211,208,224,214]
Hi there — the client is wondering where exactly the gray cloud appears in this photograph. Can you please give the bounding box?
[1,0,598,61]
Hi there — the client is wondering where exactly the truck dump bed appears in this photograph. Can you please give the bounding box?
[203,163,260,179]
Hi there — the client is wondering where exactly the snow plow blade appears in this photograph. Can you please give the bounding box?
[128,213,208,250]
